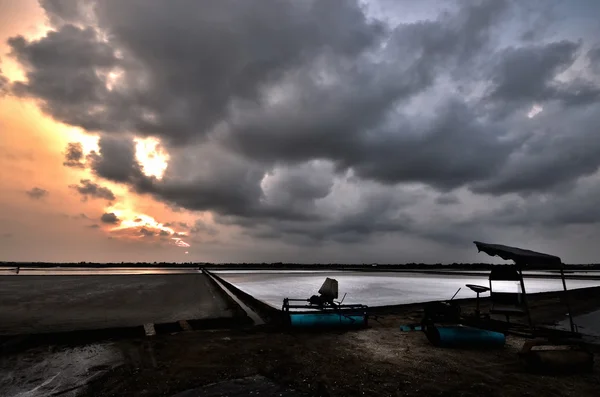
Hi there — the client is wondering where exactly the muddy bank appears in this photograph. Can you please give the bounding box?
[84,320,600,396]
[27,287,600,396]
[0,342,122,397]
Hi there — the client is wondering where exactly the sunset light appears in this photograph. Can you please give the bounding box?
[1,0,599,264]
[2,1,600,393]
[105,204,189,248]
[135,137,169,179]
[70,132,99,155]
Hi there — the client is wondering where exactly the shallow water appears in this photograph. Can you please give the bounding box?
[216,270,600,308]
[0,267,202,275]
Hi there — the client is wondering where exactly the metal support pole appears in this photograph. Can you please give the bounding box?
[517,265,534,331]
[559,267,575,333]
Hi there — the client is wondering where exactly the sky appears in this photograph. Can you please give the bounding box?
[1,0,600,264]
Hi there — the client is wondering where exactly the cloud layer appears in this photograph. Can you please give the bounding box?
[69,179,115,201]
[100,212,119,224]
[6,0,600,260]
[26,187,49,200]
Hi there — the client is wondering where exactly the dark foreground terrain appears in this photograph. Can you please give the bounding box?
[3,287,598,397]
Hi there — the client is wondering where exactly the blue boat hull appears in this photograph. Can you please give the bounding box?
[289,312,367,328]
[427,325,505,348]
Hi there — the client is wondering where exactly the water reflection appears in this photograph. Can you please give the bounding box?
[216,271,600,308]
[0,267,201,275]
[2,267,600,309]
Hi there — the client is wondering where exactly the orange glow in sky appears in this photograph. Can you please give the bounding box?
[135,137,169,180]
[106,204,190,247]
[0,0,194,260]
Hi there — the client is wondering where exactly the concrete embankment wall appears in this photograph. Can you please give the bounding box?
[0,273,244,336]
[206,270,282,324]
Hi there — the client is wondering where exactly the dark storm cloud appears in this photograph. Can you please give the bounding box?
[554,81,600,108]
[321,200,412,243]
[473,104,600,194]
[435,194,460,205]
[100,212,119,224]
[39,0,91,26]
[63,142,86,168]
[190,219,219,236]
[9,25,118,131]
[242,183,423,245]
[87,135,143,183]
[480,176,600,229]
[220,1,512,177]
[23,0,385,146]
[589,47,600,74]
[258,161,336,220]
[484,40,600,112]
[343,99,515,189]
[515,0,560,43]
[69,179,116,201]
[26,187,48,200]
[489,41,580,101]
[246,199,478,247]
[136,143,269,217]
[7,0,600,248]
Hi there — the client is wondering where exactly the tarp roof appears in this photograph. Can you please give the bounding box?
[473,241,562,268]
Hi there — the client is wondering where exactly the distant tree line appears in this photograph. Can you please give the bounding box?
[1,261,599,270]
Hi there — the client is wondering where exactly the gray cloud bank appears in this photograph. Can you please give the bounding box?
[6,0,600,261]
[25,187,49,200]
[100,212,119,224]
[69,179,115,201]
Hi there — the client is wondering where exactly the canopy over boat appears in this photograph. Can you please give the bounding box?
[473,241,574,332]
[473,241,562,268]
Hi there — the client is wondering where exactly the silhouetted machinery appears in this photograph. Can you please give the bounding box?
[307,277,339,309]
[421,287,462,327]
[282,278,368,328]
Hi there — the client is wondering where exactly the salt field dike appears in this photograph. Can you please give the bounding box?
[1,261,600,397]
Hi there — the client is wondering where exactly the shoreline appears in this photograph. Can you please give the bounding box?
[2,286,600,396]
[4,262,600,271]
[1,271,599,339]
[3,265,600,280]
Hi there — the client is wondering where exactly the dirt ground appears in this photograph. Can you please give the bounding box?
[2,285,600,396]
[67,288,600,397]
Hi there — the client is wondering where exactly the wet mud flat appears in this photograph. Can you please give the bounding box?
[0,273,237,336]
[1,287,596,397]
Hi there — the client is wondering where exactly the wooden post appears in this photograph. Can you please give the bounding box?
[559,266,576,333]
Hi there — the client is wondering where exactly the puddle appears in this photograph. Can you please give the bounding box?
[0,343,123,397]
